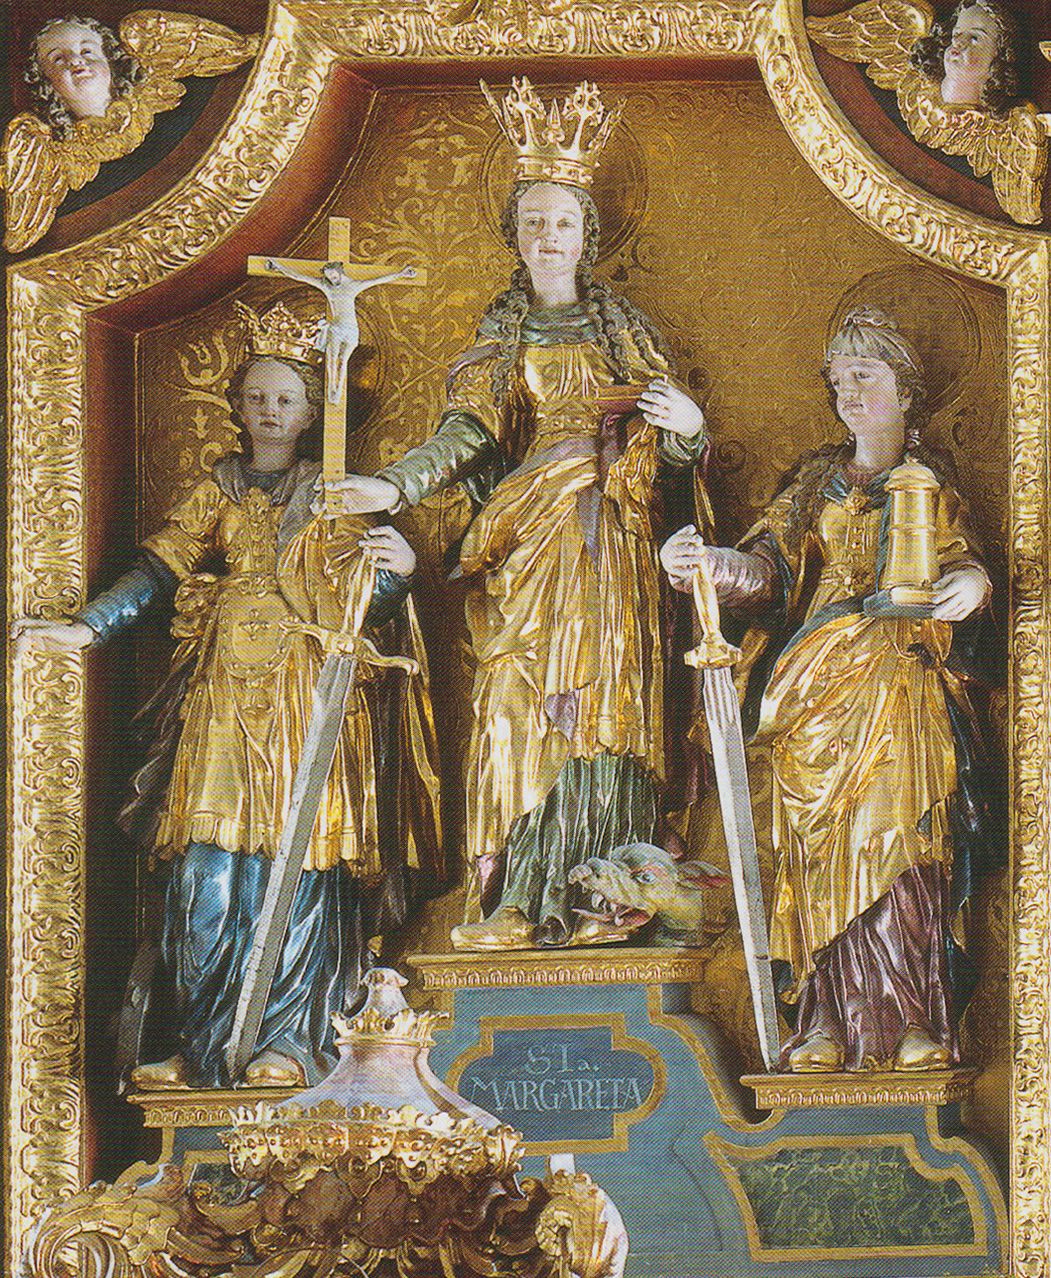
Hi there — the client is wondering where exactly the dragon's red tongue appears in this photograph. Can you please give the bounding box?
[612,906,652,929]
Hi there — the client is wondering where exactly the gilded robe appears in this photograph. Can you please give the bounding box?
[739,461,993,1068]
[88,454,440,1084]
[380,304,706,940]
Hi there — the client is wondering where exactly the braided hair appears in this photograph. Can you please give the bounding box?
[478,180,672,409]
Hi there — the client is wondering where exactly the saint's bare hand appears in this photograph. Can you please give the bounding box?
[660,525,706,593]
[324,474,400,517]
[931,564,990,622]
[359,525,416,577]
[638,379,705,437]
[11,617,94,658]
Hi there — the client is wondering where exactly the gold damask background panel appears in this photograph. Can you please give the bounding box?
[139,80,1010,551]
[136,78,1010,1152]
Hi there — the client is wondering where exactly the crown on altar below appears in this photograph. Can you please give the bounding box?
[234,299,323,366]
[481,77,621,189]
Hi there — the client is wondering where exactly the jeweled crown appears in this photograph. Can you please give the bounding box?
[234,299,322,365]
[481,77,621,188]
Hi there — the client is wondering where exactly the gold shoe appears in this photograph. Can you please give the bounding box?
[450,907,535,952]
[568,916,635,947]
[243,1051,306,1087]
[787,1033,843,1073]
[130,1053,189,1090]
[894,1028,950,1071]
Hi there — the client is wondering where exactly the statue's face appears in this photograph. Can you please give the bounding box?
[36,22,113,120]
[941,5,1000,106]
[827,354,910,444]
[239,359,314,453]
[516,183,585,289]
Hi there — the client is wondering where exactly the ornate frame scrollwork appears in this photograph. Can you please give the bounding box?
[6,1,1049,1274]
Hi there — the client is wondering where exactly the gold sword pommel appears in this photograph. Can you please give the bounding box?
[683,539,742,670]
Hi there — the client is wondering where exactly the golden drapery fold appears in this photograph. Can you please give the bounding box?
[143,467,440,877]
[453,339,671,882]
[742,472,983,996]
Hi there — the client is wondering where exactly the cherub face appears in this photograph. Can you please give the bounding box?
[516,183,585,290]
[36,21,113,120]
[239,359,315,455]
[827,354,910,447]
[941,5,1000,107]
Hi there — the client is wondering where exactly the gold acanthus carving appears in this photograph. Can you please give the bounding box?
[7,650,85,1248]
[286,0,766,58]
[1005,251,1051,1278]
[7,273,89,1245]
[19,1158,627,1278]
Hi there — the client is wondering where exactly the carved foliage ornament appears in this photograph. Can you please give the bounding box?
[807,0,1050,225]
[19,1106,627,1277]
[1,10,260,253]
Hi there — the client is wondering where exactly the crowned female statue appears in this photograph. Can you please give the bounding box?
[329,79,708,950]
[13,300,442,1088]
[662,308,999,1072]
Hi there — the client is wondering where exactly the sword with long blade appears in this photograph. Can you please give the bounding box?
[226,615,417,1084]
[686,550,781,1072]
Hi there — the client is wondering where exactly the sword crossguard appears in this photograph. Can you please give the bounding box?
[684,544,741,670]
[281,621,420,675]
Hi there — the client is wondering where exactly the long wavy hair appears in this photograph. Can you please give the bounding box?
[225,356,325,463]
[910,0,1020,114]
[27,16,145,140]
[478,180,673,409]
[781,308,957,554]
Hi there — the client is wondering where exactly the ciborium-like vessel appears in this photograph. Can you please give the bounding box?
[20,970,627,1278]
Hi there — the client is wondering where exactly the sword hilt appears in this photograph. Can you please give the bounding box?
[282,621,420,675]
[684,539,741,670]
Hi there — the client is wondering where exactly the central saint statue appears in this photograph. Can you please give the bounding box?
[329,79,709,949]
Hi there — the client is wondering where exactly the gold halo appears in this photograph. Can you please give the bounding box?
[828,266,982,416]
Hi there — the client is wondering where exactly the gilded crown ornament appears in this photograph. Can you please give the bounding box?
[233,298,323,365]
[480,77,622,187]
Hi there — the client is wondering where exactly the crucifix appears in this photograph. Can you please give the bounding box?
[248,216,425,505]
[228,219,425,1082]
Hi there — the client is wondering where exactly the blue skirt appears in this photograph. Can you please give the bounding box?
[162,842,360,1087]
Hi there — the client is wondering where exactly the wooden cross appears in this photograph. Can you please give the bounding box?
[248,216,426,495]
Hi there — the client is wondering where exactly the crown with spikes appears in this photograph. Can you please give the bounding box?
[234,299,323,366]
[481,77,621,188]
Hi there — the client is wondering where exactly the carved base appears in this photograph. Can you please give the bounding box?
[415,959,1006,1277]
[742,1068,979,1110]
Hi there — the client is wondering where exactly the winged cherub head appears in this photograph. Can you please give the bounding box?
[911,1,1020,113]
[27,16,145,139]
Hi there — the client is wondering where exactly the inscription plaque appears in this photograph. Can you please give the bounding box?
[457,1023,655,1143]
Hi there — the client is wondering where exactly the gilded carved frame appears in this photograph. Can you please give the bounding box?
[5,0,1049,1273]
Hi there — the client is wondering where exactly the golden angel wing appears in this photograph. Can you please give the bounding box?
[806,0,934,91]
[962,107,1048,226]
[1,114,71,252]
[119,10,260,79]
[904,81,1048,224]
